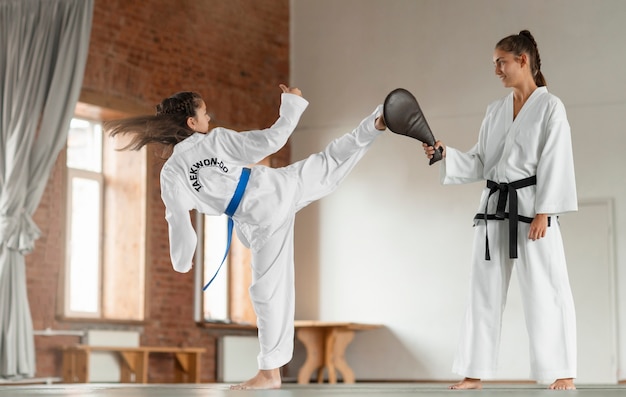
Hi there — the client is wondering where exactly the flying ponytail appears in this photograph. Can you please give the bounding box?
[104,91,204,158]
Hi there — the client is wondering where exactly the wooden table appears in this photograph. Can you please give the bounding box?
[293,321,381,384]
[62,345,206,383]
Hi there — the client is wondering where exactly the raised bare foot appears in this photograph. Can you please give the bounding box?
[375,116,386,130]
[229,369,281,390]
[548,378,576,390]
[449,377,483,390]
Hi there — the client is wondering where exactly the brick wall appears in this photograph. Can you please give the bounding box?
[27,0,289,382]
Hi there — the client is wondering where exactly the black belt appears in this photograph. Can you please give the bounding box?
[473,175,549,260]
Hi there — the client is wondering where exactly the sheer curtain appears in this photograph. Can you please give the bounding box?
[0,0,93,379]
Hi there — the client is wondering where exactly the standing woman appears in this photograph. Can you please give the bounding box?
[424,30,578,390]
[106,84,387,389]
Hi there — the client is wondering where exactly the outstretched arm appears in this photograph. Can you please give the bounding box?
[223,84,309,164]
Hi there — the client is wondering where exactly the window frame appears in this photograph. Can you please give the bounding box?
[62,103,148,322]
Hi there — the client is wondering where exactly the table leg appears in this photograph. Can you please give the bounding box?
[295,328,324,384]
[120,351,141,383]
[325,329,338,383]
[190,352,201,383]
[332,329,356,383]
[62,350,73,383]
[175,353,187,382]
[62,349,88,383]
[138,351,149,383]
[316,367,325,384]
[175,352,201,383]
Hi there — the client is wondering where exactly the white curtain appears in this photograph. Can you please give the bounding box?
[0,0,93,379]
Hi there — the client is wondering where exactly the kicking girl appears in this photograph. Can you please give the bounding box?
[106,84,386,389]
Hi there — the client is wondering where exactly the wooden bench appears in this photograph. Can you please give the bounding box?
[62,345,205,383]
[294,321,382,384]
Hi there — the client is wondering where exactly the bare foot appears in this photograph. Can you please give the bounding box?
[548,378,576,390]
[375,116,386,130]
[449,377,483,390]
[229,369,281,390]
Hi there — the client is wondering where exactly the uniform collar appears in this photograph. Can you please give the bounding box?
[173,132,204,154]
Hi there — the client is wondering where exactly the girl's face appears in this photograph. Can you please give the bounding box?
[493,48,527,88]
[189,100,211,133]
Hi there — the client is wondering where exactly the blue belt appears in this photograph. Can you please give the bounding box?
[203,167,251,291]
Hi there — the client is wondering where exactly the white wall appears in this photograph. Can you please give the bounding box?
[290,0,626,382]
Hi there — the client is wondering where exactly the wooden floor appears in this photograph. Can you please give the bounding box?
[1,383,626,396]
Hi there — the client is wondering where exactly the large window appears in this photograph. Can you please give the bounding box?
[64,104,146,321]
[65,118,103,315]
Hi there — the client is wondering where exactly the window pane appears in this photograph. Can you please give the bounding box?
[203,214,229,321]
[67,118,102,172]
[64,109,147,321]
[68,177,101,314]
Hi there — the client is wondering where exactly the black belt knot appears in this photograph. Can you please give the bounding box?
[478,175,538,260]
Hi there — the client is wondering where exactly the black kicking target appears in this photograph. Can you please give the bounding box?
[383,88,443,165]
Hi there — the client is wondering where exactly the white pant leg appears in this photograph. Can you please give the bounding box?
[249,215,296,370]
[289,105,383,211]
[516,220,577,380]
[453,221,513,379]
[247,106,382,370]
[453,219,577,381]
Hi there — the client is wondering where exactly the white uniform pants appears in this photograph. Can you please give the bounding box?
[452,218,577,381]
[250,107,383,369]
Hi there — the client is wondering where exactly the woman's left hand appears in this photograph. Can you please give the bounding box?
[529,213,548,240]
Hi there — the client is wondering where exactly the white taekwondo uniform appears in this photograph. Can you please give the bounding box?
[440,86,578,381]
[160,93,384,370]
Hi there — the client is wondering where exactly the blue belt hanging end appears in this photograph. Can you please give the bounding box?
[203,167,251,291]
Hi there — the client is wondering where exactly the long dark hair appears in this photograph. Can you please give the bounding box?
[105,91,204,156]
[496,30,546,87]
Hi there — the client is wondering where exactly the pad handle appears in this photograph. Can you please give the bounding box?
[429,146,443,165]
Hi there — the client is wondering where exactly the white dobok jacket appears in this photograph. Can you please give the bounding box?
[160,93,309,273]
[442,86,577,221]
